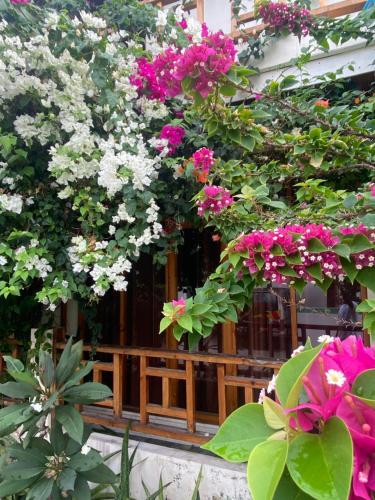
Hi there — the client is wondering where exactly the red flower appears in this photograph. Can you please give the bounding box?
[315,99,329,108]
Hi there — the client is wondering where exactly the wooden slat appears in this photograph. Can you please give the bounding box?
[196,0,204,22]
[145,366,187,380]
[140,356,149,424]
[224,375,268,388]
[94,399,114,408]
[185,360,196,433]
[146,403,187,418]
[222,319,238,414]
[94,362,114,372]
[217,364,226,425]
[244,387,253,403]
[113,353,123,418]
[162,377,170,408]
[165,251,179,407]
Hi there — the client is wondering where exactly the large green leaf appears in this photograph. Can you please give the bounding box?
[356,268,375,292]
[247,440,288,500]
[287,417,353,500]
[25,477,54,500]
[63,382,112,404]
[0,477,38,496]
[0,403,30,435]
[276,344,322,407]
[58,467,77,492]
[3,460,45,480]
[274,470,313,499]
[68,449,103,472]
[72,476,91,500]
[39,349,55,388]
[80,463,117,484]
[351,369,375,407]
[2,355,24,373]
[0,381,39,398]
[56,337,82,387]
[202,404,274,462]
[55,405,84,444]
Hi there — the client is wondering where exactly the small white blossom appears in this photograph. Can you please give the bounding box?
[326,369,346,387]
[318,335,335,344]
[267,374,277,394]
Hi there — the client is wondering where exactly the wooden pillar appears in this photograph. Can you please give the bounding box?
[221,321,238,415]
[289,286,299,350]
[165,251,179,405]
[196,0,204,22]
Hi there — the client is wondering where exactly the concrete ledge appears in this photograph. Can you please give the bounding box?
[88,432,250,500]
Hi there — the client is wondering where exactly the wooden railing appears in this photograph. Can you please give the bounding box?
[55,342,281,443]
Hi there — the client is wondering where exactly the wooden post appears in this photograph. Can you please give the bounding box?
[244,386,253,404]
[289,286,299,350]
[140,356,149,424]
[217,364,226,424]
[185,360,196,432]
[113,353,123,418]
[221,320,238,414]
[165,251,179,405]
[196,0,204,22]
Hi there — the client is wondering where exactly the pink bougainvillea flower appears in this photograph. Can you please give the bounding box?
[10,0,30,3]
[315,99,330,108]
[158,125,185,155]
[192,147,215,183]
[172,297,186,316]
[196,185,234,216]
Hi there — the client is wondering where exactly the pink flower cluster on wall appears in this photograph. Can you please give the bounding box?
[258,1,313,37]
[131,27,236,100]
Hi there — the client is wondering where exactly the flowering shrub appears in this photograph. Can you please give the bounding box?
[0,338,115,498]
[203,335,375,500]
[257,1,314,37]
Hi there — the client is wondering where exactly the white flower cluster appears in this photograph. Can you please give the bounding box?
[0,9,174,303]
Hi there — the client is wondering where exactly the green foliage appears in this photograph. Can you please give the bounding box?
[0,338,114,499]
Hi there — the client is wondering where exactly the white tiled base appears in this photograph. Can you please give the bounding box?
[88,432,250,500]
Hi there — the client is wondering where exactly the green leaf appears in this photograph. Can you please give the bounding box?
[72,476,91,500]
[191,303,212,315]
[287,417,353,500]
[0,381,39,398]
[39,350,55,388]
[3,461,44,480]
[307,238,327,253]
[0,404,30,435]
[80,463,117,484]
[332,244,351,260]
[263,397,287,429]
[177,315,193,333]
[276,344,323,408]
[274,470,313,499]
[306,263,322,282]
[340,258,358,283]
[159,316,172,333]
[247,440,288,500]
[350,234,373,253]
[58,468,77,492]
[2,355,24,373]
[26,477,54,500]
[63,382,112,404]
[55,406,84,444]
[356,268,375,292]
[352,369,375,404]
[68,450,103,472]
[202,404,274,462]
[0,477,38,497]
[220,84,237,97]
[254,253,264,270]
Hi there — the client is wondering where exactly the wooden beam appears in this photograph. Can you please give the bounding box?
[196,0,204,23]
[165,251,179,406]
